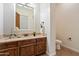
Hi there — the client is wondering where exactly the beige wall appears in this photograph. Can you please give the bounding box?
[55,3,79,52]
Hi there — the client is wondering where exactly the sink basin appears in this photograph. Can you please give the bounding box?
[9,34,29,39]
[1,34,30,40]
[16,34,29,38]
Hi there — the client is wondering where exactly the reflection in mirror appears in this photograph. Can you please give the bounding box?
[16,3,34,33]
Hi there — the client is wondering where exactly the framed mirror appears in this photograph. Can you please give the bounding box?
[2,3,41,36]
[16,3,34,33]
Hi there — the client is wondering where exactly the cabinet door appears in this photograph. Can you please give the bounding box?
[0,48,18,56]
[36,43,46,55]
[35,37,46,55]
[19,45,35,56]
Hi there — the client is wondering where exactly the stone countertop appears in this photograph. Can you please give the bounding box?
[0,35,46,43]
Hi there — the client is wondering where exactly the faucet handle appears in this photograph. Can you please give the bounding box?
[14,34,17,36]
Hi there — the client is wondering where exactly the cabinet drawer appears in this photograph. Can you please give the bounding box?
[37,37,46,43]
[0,41,18,50]
[18,39,36,46]
[0,43,6,50]
[5,42,18,48]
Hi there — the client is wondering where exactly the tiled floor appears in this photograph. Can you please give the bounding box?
[56,46,79,56]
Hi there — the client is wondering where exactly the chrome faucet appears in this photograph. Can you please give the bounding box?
[9,34,12,39]
[9,33,17,39]
[9,28,17,39]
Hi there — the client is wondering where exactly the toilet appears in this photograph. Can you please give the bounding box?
[56,39,62,50]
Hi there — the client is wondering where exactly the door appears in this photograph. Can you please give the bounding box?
[36,43,46,55]
[35,38,46,55]
[0,48,18,56]
[19,45,35,56]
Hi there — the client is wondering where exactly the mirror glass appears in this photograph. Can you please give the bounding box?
[16,3,34,32]
[2,3,41,36]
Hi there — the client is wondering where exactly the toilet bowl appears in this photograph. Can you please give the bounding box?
[56,39,62,50]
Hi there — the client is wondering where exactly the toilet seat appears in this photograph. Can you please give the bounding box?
[56,40,62,44]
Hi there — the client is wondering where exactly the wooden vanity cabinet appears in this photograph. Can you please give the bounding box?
[18,37,47,56]
[0,37,46,56]
[18,39,36,56]
[0,41,18,56]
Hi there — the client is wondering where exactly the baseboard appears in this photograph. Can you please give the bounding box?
[62,44,79,53]
[46,51,56,56]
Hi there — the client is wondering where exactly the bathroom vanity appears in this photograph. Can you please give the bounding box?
[0,3,47,56]
[0,35,46,56]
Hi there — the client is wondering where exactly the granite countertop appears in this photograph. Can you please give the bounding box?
[0,35,46,43]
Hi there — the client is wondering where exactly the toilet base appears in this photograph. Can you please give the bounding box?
[56,44,61,50]
[56,39,62,50]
